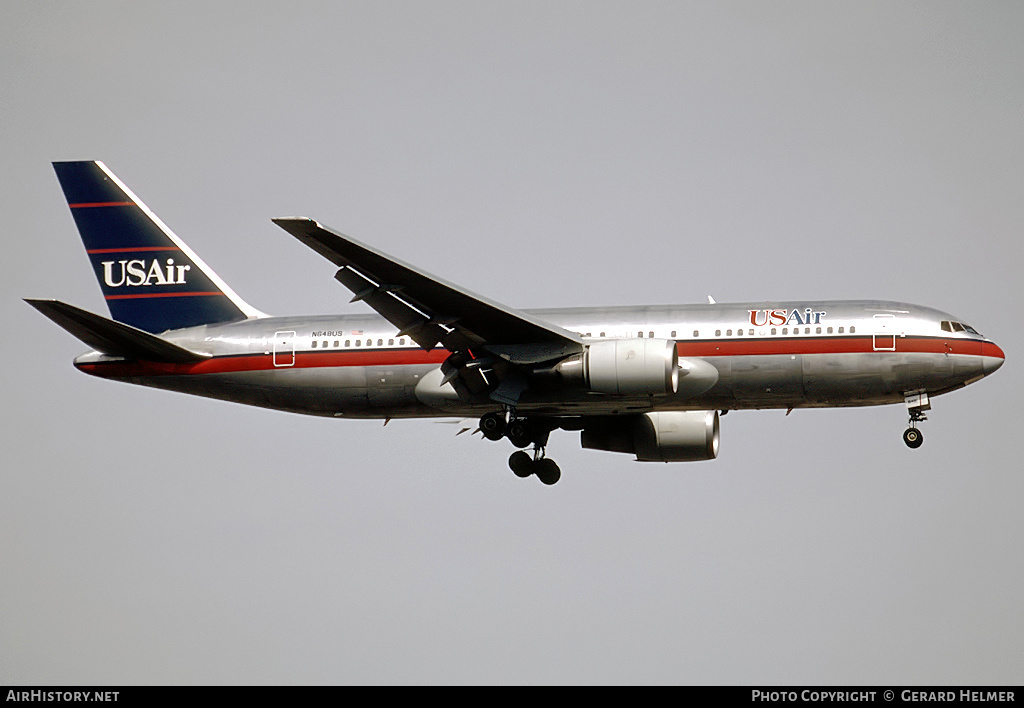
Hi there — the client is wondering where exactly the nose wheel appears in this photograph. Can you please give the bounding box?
[903,395,928,449]
[903,426,924,449]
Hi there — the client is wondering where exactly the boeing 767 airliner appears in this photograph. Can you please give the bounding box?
[27,161,1005,484]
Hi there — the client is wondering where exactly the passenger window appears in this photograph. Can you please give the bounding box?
[827,327,833,334]
[599,332,606,338]
[345,340,350,347]
[737,329,743,336]
[748,329,754,336]
[816,327,821,334]
[839,327,844,334]
[399,338,406,346]
[323,341,328,348]
[691,330,698,338]
[334,341,339,348]
[355,340,361,347]
[311,341,318,348]
[771,328,777,335]
[805,327,810,334]
[850,326,856,334]
[727,329,733,336]
[388,339,394,345]
[783,327,789,335]
[378,339,383,346]
[715,330,721,337]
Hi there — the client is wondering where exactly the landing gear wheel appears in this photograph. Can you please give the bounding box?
[534,458,561,486]
[903,427,924,449]
[506,419,535,448]
[480,412,507,441]
[508,451,534,478]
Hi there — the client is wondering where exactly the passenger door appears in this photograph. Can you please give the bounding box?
[273,330,296,367]
[872,314,896,351]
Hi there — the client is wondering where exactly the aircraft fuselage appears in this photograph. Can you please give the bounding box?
[72,299,1004,420]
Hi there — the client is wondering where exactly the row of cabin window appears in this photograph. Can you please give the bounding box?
[310,338,408,349]
[580,327,857,339]
[582,332,675,338]
[714,326,855,337]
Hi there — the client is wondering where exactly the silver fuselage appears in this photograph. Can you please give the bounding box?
[71,299,1005,420]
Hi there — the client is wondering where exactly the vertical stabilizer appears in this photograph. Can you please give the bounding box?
[52,161,263,333]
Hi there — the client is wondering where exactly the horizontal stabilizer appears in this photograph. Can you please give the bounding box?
[25,299,209,363]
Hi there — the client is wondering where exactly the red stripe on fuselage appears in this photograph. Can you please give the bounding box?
[980,341,1005,360]
[676,335,984,358]
[75,335,988,379]
[77,348,450,377]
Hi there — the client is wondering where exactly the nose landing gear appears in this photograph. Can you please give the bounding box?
[903,392,929,449]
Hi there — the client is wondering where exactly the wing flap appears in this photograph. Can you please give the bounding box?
[26,299,209,363]
[272,217,584,358]
[333,264,455,350]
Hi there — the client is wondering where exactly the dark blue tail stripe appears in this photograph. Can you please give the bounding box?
[54,161,252,333]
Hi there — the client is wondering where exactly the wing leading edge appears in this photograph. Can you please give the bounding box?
[272,217,584,364]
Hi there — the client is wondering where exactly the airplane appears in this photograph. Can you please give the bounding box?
[27,161,1005,485]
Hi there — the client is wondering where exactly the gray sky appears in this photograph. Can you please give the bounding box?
[3,1,1022,684]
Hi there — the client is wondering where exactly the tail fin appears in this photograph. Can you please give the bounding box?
[52,161,263,333]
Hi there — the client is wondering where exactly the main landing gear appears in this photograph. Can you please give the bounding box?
[508,449,561,485]
[903,392,930,449]
[479,411,561,485]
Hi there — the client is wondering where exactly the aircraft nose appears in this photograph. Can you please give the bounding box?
[982,341,1005,375]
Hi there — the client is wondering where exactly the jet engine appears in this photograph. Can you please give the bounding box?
[581,410,720,462]
[553,338,679,395]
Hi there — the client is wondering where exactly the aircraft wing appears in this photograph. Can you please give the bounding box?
[272,217,584,363]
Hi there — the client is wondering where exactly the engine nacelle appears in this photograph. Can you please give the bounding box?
[556,338,679,395]
[581,411,720,462]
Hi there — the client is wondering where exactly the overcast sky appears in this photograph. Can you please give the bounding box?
[3,1,1022,685]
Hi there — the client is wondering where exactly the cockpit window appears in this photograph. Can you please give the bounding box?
[942,320,982,335]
